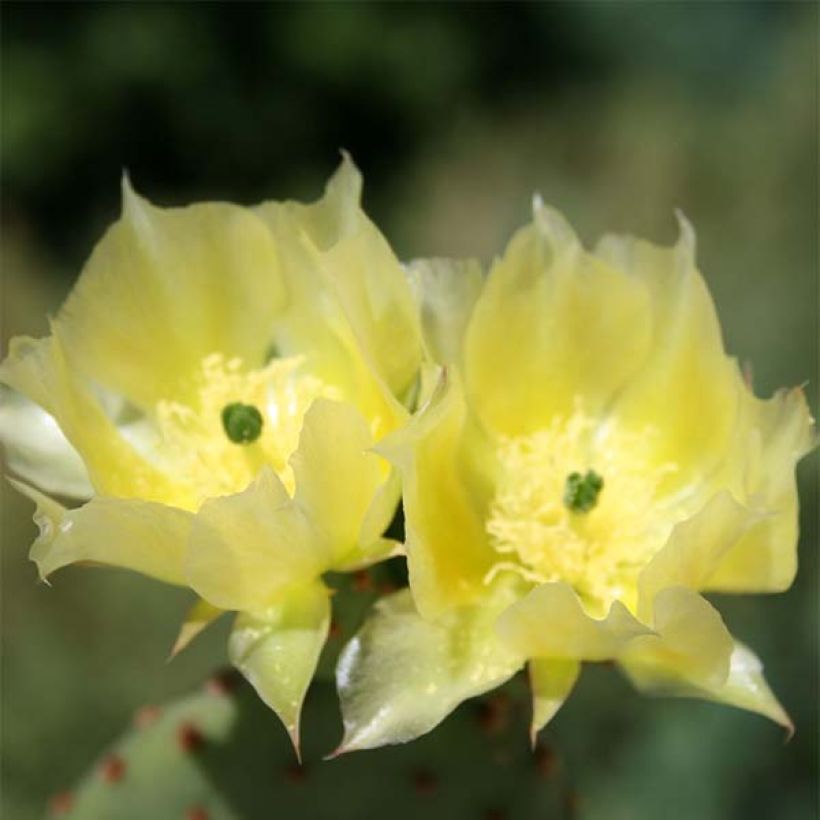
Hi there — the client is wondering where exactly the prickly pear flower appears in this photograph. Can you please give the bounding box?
[0,156,421,753]
[334,200,815,752]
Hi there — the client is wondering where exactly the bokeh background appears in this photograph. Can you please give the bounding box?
[1,3,817,819]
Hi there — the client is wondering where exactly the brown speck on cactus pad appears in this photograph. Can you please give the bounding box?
[412,769,439,796]
[285,762,308,783]
[48,791,73,816]
[534,744,557,779]
[205,670,240,697]
[177,723,205,753]
[99,755,126,783]
[133,705,161,729]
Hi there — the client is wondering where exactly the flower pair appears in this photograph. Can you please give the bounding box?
[1,157,814,755]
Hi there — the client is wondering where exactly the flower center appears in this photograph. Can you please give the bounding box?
[563,470,604,514]
[221,402,264,444]
[154,353,339,507]
[486,407,684,616]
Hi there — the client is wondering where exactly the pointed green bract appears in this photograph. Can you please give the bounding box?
[229,583,330,756]
[529,658,580,744]
[170,598,224,658]
[335,582,524,753]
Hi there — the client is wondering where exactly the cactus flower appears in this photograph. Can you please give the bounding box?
[335,200,815,751]
[1,156,421,754]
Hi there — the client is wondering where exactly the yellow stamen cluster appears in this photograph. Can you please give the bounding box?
[155,353,338,507]
[486,407,684,617]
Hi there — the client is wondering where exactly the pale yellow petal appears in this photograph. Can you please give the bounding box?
[353,466,402,562]
[464,201,653,436]
[10,478,191,585]
[254,195,387,424]
[598,220,742,492]
[186,468,329,612]
[255,155,421,411]
[413,361,446,412]
[495,581,651,661]
[376,374,498,619]
[529,658,580,744]
[707,642,792,732]
[229,582,330,758]
[621,636,791,732]
[620,587,733,689]
[0,388,92,499]
[329,452,404,572]
[406,257,484,367]
[300,155,422,402]
[637,492,760,621]
[711,504,797,594]
[706,386,816,592]
[331,538,404,573]
[169,598,224,658]
[57,179,287,408]
[290,398,390,569]
[0,334,188,504]
[335,582,523,753]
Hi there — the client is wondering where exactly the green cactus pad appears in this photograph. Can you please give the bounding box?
[56,672,572,819]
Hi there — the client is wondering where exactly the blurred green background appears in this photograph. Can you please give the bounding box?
[1,3,817,819]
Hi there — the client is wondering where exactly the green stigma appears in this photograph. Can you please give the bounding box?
[564,470,604,514]
[221,402,264,445]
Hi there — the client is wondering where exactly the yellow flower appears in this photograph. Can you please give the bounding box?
[0,155,421,754]
[334,200,815,751]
